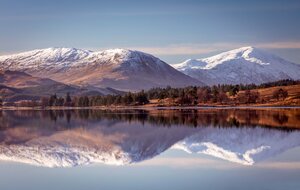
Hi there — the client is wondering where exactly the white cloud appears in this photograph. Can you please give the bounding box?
[115,41,300,56]
[2,41,300,57]
[257,42,300,49]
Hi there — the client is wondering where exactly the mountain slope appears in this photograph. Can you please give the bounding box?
[0,70,123,102]
[0,48,202,90]
[0,70,61,88]
[173,46,300,85]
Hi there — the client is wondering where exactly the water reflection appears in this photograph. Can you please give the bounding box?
[0,108,299,167]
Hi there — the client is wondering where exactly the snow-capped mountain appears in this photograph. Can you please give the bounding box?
[173,46,300,85]
[0,48,201,91]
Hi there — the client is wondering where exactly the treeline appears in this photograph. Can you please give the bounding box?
[88,91,149,106]
[147,79,298,100]
[257,79,299,89]
[1,79,297,108]
[37,90,149,107]
[146,86,257,105]
[40,93,73,107]
[144,80,295,105]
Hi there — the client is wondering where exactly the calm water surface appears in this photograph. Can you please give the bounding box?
[0,108,300,190]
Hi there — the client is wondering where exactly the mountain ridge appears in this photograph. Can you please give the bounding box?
[0,47,202,91]
[173,46,300,85]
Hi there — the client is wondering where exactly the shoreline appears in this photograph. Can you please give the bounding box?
[1,105,300,111]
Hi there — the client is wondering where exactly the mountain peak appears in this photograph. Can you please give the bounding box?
[174,46,300,85]
[0,47,92,66]
[99,48,152,58]
[98,48,138,60]
[200,46,278,69]
[102,48,131,54]
[0,47,201,90]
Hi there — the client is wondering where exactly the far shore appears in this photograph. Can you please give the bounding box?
[1,105,300,111]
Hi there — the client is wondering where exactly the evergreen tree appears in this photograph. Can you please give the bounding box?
[55,97,65,106]
[135,90,149,105]
[49,94,57,106]
[229,86,239,96]
[64,92,72,106]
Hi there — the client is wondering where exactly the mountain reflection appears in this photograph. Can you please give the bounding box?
[0,108,299,167]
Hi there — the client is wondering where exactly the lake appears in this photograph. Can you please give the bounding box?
[0,108,300,190]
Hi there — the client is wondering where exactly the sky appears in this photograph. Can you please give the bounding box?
[0,0,300,64]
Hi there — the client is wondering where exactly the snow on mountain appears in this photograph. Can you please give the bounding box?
[173,46,300,85]
[0,47,202,91]
[0,47,92,69]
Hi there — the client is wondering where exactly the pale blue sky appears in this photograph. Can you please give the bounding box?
[0,0,300,63]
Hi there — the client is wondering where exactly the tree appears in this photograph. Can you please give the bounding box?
[83,96,89,107]
[238,89,260,104]
[135,90,149,105]
[64,92,72,106]
[48,94,57,106]
[78,96,89,107]
[202,88,211,103]
[272,88,288,101]
[55,97,65,106]
[72,96,79,107]
[177,90,193,105]
[78,97,83,107]
[229,86,239,96]
[114,95,122,105]
[40,97,49,108]
[211,86,219,103]
[251,91,260,103]
[169,88,179,99]
[122,93,134,105]
[0,98,3,107]
[187,87,198,105]
[218,91,229,104]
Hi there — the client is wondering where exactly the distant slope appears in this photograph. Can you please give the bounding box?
[0,48,202,91]
[0,70,124,102]
[238,84,300,106]
[0,70,62,88]
[173,46,300,85]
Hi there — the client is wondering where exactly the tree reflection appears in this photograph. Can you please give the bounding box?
[0,108,299,130]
